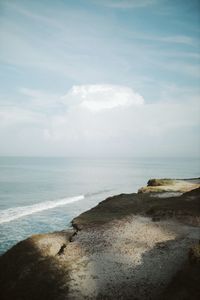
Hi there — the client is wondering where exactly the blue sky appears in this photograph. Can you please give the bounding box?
[0,0,200,157]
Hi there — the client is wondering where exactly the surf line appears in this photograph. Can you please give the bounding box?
[0,195,84,224]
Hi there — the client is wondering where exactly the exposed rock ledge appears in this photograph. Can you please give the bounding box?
[138,178,200,194]
[0,178,200,300]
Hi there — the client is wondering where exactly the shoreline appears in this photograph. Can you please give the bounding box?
[0,178,200,299]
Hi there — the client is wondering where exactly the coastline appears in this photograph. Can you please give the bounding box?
[0,178,200,299]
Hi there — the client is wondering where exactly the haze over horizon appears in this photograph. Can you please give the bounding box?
[0,0,200,157]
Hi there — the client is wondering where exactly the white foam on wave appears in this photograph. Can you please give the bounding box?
[0,195,84,224]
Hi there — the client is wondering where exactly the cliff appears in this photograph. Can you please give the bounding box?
[0,178,200,300]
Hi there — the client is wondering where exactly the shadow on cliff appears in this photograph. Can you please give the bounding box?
[1,224,199,300]
[87,235,200,300]
[0,232,71,300]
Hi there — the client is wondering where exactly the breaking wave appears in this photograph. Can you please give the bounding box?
[0,195,84,224]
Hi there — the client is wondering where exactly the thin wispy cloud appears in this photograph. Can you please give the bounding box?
[0,0,199,157]
[91,0,158,9]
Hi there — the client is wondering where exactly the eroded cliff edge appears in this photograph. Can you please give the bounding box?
[0,178,200,300]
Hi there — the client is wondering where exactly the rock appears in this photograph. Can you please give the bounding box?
[138,178,200,194]
[147,178,175,186]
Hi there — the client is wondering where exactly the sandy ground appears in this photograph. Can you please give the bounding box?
[58,216,200,299]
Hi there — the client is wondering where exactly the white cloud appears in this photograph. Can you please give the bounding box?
[0,84,199,157]
[41,84,200,156]
[42,94,200,157]
[62,84,144,112]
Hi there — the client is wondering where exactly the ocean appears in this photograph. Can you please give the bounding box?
[0,156,199,255]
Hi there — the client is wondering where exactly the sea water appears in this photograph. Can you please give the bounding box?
[0,156,199,254]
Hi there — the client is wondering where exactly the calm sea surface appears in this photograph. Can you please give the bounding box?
[0,156,199,254]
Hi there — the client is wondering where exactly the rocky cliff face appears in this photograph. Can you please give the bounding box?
[0,179,200,300]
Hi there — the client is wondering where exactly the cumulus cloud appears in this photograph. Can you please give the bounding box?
[62,84,144,112]
[0,84,199,157]
[39,84,199,157]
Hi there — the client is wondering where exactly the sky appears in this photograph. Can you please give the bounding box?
[0,0,200,157]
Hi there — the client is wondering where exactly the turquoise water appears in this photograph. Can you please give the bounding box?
[0,157,199,254]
